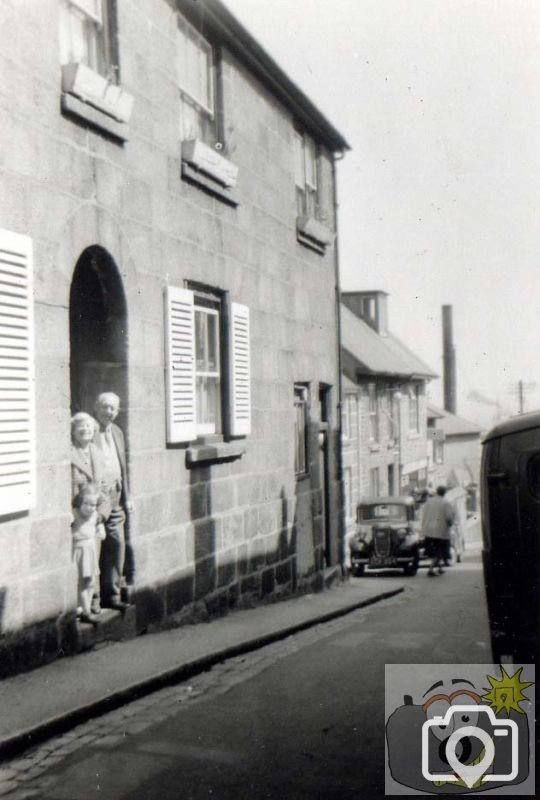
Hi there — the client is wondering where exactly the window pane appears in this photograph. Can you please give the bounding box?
[196,376,220,431]
[194,302,221,434]
[305,187,316,217]
[59,0,106,75]
[186,33,200,98]
[294,132,305,188]
[305,136,317,188]
[71,0,102,23]
[296,187,305,217]
[180,96,205,141]
[195,310,206,371]
[178,18,213,113]
[59,5,73,64]
[207,312,218,372]
[199,43,212,110]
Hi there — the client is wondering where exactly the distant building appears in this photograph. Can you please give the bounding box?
[427,404,483,511]
[340,291,437,540]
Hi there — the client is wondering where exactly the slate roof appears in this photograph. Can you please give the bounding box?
[341,304,437,380]
[427,403,483,437]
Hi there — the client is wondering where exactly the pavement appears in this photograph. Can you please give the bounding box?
[0,575,406,763]
[0,514,483,764]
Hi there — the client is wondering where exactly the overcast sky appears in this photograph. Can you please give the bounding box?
[225,0,540,426]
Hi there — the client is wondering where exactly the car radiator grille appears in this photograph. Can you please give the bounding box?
[373,527,394,557]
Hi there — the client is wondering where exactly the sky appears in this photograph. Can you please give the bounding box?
[224,0,540,427]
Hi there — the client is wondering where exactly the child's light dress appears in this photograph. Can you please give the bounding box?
[72,511,102,579]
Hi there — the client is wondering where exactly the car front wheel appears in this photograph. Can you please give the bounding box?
[403,561,418,577]
[351,563,365,577]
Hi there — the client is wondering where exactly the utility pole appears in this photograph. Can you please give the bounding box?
[508,380,536,415]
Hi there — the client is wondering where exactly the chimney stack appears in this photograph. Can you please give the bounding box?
[442,305,457,414]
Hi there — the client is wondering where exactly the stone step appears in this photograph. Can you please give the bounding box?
[75,605,137,652]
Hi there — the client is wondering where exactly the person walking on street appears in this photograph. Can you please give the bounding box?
[421,485,454,577]
[93,392,134,610]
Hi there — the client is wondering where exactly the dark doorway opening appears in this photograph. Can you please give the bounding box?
[388,464,395,496]
[69,246,128,429]
[319,384,332,566]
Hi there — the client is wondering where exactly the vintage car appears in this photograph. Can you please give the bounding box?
[349,496,420,576]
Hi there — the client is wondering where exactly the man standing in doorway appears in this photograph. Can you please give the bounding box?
[421,485,454,577]
[93,392,134,611]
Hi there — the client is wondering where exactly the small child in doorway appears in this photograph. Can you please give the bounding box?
[72,483,106,624]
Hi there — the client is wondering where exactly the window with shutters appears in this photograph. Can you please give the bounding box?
[164,285,250,446]
[194,296,221,435]
[0,229,35,515]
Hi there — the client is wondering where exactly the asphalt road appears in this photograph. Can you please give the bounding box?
[3,548,492,799]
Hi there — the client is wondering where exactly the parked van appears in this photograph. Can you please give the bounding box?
[481,411,540,663]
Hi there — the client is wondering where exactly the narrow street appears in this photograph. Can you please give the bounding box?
[0,547,491,800]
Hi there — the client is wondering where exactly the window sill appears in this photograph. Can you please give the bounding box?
[407,432,421,440]
[181,162,239,206]
[368,443,380,453]
[181,139,238,187]
[296,215,334,254]
[186,440,246,466]
[61,93,129,142]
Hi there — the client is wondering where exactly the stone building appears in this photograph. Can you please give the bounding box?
[0,0,349,674]
[427,404,482,511]
[340,291,436,542]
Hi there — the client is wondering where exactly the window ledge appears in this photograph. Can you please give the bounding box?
[368,443,380,453]
[181,139,238,187]
[61,93,129,142]
[181,162,239,207]
[407,432,421,440]
[62,62,134,122]
[296,215,334,254]
[186,440,246,466]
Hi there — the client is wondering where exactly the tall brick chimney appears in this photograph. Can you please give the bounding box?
[442,305,457,414]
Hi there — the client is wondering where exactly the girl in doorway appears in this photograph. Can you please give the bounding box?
[72,484,106,624]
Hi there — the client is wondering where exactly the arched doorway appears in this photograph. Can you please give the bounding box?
[69,246,128,428]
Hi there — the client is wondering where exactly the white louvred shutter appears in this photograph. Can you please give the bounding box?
[229,302,250,436]
[0,229,35,515]
[164,286,196,444]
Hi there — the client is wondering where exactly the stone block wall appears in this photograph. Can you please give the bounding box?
[0,0,343,671]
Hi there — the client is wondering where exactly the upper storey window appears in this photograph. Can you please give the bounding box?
[176,13,238,204]
[294,131,318,217]
[294,129,333,253]
[59,0,115,81]
[176,14,217,144]
[59,0,133,138]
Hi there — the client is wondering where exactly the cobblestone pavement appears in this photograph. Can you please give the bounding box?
[0,591,408,799]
